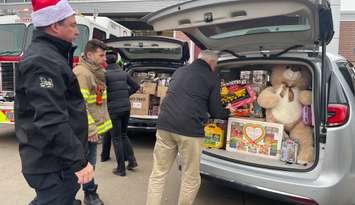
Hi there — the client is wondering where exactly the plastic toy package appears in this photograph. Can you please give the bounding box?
[203,119,227,149]
[280,138,299,164]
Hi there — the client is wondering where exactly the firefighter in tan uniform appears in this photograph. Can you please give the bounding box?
[73,39,112,205]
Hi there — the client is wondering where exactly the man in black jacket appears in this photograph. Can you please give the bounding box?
[15,0,93,204]
[104,51,140,176]
[146,50,230,205]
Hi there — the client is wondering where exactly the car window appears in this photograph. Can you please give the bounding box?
[93,28,107,41]
[328,72,348,104]
[336,61,355,95]
[0,24,26,56]
[199,14,310,39]
[74,25,90,57]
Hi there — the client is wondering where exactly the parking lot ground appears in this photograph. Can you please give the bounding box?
[0,127,290,205]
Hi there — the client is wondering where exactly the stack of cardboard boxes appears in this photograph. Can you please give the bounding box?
[130,81,169,116]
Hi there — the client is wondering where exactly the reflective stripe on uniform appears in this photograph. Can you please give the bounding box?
[80,89,107,104]
[97,119,112,135]
[87,95,96,104]
[80,89,90,99]
[102,90,107,100]
[88,114,95,125]
[81,89,97,104]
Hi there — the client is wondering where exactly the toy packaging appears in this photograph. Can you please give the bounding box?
[221,80,257,117]
[211,64,315,167]
[280,138,299,164]
[203,119,227,149]
[226,117,284,159]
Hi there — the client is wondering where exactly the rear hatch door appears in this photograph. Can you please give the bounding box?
[105,36,190,64]
[143,0,334,55]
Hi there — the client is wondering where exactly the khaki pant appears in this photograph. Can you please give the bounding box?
[146,129,203,205]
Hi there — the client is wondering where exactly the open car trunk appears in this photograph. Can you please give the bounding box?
[202,59,317,170]
[128,67,175,119]
[143,0,333,170]
[105,36,189,120]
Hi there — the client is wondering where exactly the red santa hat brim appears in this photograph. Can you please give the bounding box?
[31,0,75,27]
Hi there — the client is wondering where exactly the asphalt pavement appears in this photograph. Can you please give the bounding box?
[0,125,291,205]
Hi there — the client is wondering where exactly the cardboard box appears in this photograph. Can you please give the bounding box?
[226,117,284,159]
[157,85,168,105]
[130,94,150,115]
[130,93,160,116]
[157,85,168,97]
[142,82,157,95]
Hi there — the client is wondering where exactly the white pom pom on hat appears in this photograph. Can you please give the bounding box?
[31,0,75,27]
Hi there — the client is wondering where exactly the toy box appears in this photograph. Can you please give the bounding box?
[226,118,284,159]
[203,120,227,149]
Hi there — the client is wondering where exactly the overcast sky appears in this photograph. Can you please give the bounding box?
[341,0,355,11]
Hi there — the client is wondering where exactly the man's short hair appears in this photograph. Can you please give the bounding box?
[198,50,219,62]
[84,39,107,55]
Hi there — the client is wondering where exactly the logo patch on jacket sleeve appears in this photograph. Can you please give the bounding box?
[39,76,54,88]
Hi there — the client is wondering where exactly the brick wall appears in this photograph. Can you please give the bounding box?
[339,21,355,64]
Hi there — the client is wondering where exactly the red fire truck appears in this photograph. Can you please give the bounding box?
[0,11,132,125]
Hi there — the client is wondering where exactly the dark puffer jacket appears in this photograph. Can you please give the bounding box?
[105,64,140,119]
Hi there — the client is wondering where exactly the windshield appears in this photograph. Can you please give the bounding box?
[74,25,90,56]
[0,24,26,56]
[25,24,90,57]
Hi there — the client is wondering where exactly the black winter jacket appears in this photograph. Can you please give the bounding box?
[105,64,140,118]
[15,30,88,174]
[157,59,229,137]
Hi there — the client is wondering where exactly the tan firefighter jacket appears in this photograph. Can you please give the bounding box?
[73,56,112,137]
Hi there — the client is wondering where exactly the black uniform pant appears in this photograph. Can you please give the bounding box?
[101,131,112,160]
[23,169,79,205]
[111,111,135,167]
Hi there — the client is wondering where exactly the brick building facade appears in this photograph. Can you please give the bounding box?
[339,12,355,64]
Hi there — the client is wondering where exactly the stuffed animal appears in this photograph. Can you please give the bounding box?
[257,65,314,165]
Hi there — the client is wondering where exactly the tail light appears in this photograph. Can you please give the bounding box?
[288,196,319,205]
[327,104,349,127]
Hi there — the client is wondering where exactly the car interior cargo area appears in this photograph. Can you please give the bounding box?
[129,68,174,118]
[203,60,316,170]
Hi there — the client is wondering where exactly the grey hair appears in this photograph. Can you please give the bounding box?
[198,50,219,62]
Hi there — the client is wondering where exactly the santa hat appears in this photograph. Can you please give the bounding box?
[31,0,75,27]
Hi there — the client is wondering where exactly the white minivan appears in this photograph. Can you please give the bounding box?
[144,1,355,204]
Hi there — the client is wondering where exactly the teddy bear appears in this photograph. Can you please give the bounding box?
[257,64,314,165]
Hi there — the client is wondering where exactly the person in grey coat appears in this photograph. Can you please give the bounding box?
[104,51,140,176]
